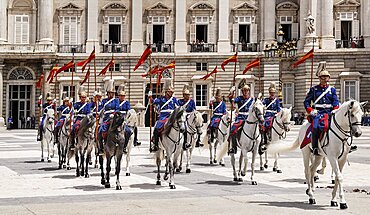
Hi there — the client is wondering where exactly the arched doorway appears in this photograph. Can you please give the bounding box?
[7,67,35,129]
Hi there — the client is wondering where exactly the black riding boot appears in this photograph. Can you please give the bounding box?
[37,127,42,141]
[133,126,141,146]
[70,132,76,150]
[150,128,160,152]
[195,132,202,147]
[311,129,320,155]
[228,135,238,154]
[98,133,104,155]
[123,129,130,153]
[54,127,59,145]
[260,132,268,152]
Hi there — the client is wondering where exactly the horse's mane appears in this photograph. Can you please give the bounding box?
[194,111,204,126]
[78,114,95,136]
[163,107,184,136]
[109,112,125,131]
[332,100,358,114]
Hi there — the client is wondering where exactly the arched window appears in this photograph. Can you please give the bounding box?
[8,67,34,80]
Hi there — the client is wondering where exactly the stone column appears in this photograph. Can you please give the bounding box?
[217,0,230,52]
[262,0,276,44]
[174,0,187,53]
[86,0,99,53]
[320,0,335,50]
[361,0,370,48]
[0,0,7,43]
[131,0,143,53]
[298,0,308,50]
[0,62,4,126]
[38,0,53,44]
[304,0,319,50]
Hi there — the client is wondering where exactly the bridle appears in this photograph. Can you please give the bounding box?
[271,111,291,139]
[185,112,202,135]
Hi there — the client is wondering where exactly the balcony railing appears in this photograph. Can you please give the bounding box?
[102,43,129,53]
[336,39,365,49]
[58,44,86,53]
[233,43,259,52]
[151,43,172,53]
[190,43,215,52]
[0,44,54,53]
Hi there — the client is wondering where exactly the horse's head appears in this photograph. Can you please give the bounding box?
[187,111,204,134]
[111,112,125,131]
[46,109,55,124]
[173,107,186,133]
[276,107,293,132]
[343,100,367,137]
[250,99,264,124]
[125,109,138,127]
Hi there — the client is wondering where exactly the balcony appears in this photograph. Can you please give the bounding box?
[101,43,129,53]
[233,43,259,52]
[151,43,172,53]
[336,39,365,49]
[190,43,215,52]
[0,43,54,53]
[58,44,86,53]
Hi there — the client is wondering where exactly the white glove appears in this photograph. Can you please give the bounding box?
[210,96,215,102]
[148,91,152,97]
[39,95,43,100]
[52,99,57,103]
[229,86,236,93]
[109,114,114,119]
[70,98,74,103]
[310,109,318,117]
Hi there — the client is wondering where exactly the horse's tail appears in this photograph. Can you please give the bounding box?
[267,137,300,154]
[202,133,209,149]
[217,140,228,163]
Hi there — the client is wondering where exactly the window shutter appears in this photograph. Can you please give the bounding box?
[292,23,299,40]
[233,23,239,44]
[15,17,22,44]
[63,24,70,45]
[250,23,257,43]
[352,20,359,39]
[164,24,172,44]
[21,16,29,44]
[9,15,15,43]
[335,20,341,40]
[146,24,153,44]
[121,23,128,44]
[102,22,109,44]
[70,17,77,45]
[190,24,196,43]
[208,22,215,44]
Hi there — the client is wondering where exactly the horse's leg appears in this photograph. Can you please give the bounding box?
[177,149,183,172]
[125,144,131,176]
[208,135,213,164]
[46,135,51,162]
[41,138,44,162]
[264,151,269,169]
[168,153,176,189]
[307,154,323,204]
[164,153,169,181]
[328,156,347,209]
[213,140,218,164]
[302,148,314,203]
[238,151,243,179]
[250,149,257,185]
[105,154,112,188]
[85,148,91,178]
[317,157,327,175]
[156,150,162,185]
[99,155,105,185]
[186,148,192,173]
[75,150,80,177]
[273,153,282,173]
[230,153,238,181]
[115,153,123,190]
[259,153,263,171]
[58,142,62,169]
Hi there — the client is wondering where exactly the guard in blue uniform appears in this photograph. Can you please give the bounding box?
[90,88,103,118]
[98,80,120,155]
[207,87,226,144]
[54,92,71,144]
[70,88,91,149]
[260,83,281,151]
[228,80,254,154]
[37,92,55,141]
[304,67,339,155]
[150,79,179,152]
[178,84,199,149]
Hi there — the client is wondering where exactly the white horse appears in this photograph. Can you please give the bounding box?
[58,114,73,169]
[268,100,366,209]
[260,107,294,173]
[176,111,204,173]
[122,109,138,176]
[41,108,55,162]
[203,112,232,166]
[155,107,186,189]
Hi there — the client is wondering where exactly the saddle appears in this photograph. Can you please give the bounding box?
[235,121,246,140]
[300,124,328,149]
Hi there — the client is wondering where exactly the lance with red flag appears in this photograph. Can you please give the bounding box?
[76,49,95,72]
[98,57,114,76]
[36,72,44,89]
[55,60,74,77]
[141,65,160,78]
[200,66,218,80]
[46,65,59,83]
[290,48,314,69]
[242,58,260,74]
[133,45,152,71]
[80,66,91,85]
[221,53,238,71]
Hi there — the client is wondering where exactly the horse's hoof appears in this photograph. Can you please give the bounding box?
[126,172,131,176]
[241,172,246,177]
[163,175,169,181]
[175,168,181,173]
[306,189,310,195]
[309,199,316,204]
[219,162,225,167]
[251,181,257,185]
[260,167,264,171]
[273,167,277,172]
[213,159,217,164]
[233,178,238,182]
[101,179,106,185]
[63,164,66,169]
[85,174,89,178]
[277,170,282,174]
[340,203,348,209]
[156,181,161,185]
[210,161,213,164]
[314,176,319,182]
[105,183,111,188]
[67,166,71,170]
[264,164,268,169]
[76,173,80,177]
[169,184,176,189]
[332,180,335,184]
[94,164,98,169]
[89,162,92,165]
[238,178,243,182]
[47,159,51,163]
[178,166,182,171]
[41,158,44,162]
[116,185,122,190]
[58,166,62,169]
[186,169,191,173]
[331,201,338,207]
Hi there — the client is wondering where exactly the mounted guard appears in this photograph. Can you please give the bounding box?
[207,87,226,146]
[260,83,281,152]
[228,79,254,154]
[98,79,120,155]
[54,92,71,144]
[150,79,179,152]
[90,87,103,117]
[37,92,55,141]
[304,62,339,155]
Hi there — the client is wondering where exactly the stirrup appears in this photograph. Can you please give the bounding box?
[150,145,159,152]
[349,145,357,153]
[134,141,142,146]
[312,148,319,156]
[228,147,237,155]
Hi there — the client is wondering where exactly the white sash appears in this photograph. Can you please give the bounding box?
[77,103,87,114]
[266,98,277,109]
[160,97,173,111]
[182,99,191,108]
[119,100,127,107]
[61,107,69,114]
[238,97,252,111]
[213,101,223,112]
[103,98,115,108]
[313,86,332,105]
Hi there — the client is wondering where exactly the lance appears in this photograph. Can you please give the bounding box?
[69,52,75,144]
[310,38,316,88]
[93,46,99,149]
[228,51,238,152]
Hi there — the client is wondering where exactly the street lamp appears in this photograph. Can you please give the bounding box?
[263,25,298,102]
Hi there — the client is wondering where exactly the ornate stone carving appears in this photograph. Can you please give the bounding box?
[233,2,258,11]
[193,3,214,10]
[61,3,79,10]
[104,3,127,10]
[9,68,34,80]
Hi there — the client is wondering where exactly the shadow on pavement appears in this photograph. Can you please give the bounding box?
[198,180,242,186]
[247,201,327,210]
[130,183,161,190]
[71,185,105,191]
